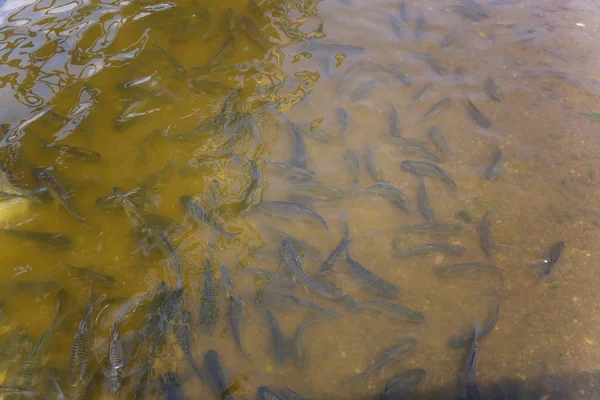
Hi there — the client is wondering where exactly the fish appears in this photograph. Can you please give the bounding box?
[376,63,412,86]
[319,211,352,274]
[281,240,340,299]
[536,241,565,286]
[111,187,145,229]
[435,263,502,278]
[283,387,311,400]
[261,225,320,257]
[293,319,319,370]
[411,83,432,103]
[465,97,491,128]
[417,176,435,221]
[289,121,308,169]
[388,14,404,39]
[34,136,101,161]
[154,44,186,79]
[343,150,361,188]
[428,126,450,162]
[401,160,457,191]
[263,159,316,180]
[463,319,481,399]
[248,0,261,16]
[339,61,366,94]
[175,309,204,381]
[402,222,463,236]
[354,338,417,378]
[199,260,218,332]
[240,16,269,50]
[140,223,183,287]
[239,264,295,289]
[335,107,349,138]
[400,0,409,21]
[260,291,341,318]
[204,350,234,400]
[188,78,232,94]
[346,252,399,298]
[0,301,5,326]
[181,195,236,236]
[293,122,332,143]
[0,229,73,250]
[484,76,503,102]
[479,208,496,256]
[393,242,466,257]
[351,78,385,101]
[226,8,235,32]
[260,200,328,229]
[420,98,451,120]
[363,182,411,211]
[0,329,31,370]
[262,307,286,365]
[309,43,366,54]
[413,52,447,75]
[240,156,265,215]
[388,104,402,138]
[34,168,85,221]
[160,371,184,400]
[226,295,249,358]
[486,145,503,180]
[105,320,124,392]
[292,181,344,202]
[356,300,424,322]
[381,369,427,399]
[257,387,286,400]
[415,11,426,39]
[364,146,384,181]
[220,265,244,306]
[448,302,500,348]
[62,264,117,287]
[452,0,488,21]
[440,28,461,47]
[0,387,38,397]
[115,97,153,127]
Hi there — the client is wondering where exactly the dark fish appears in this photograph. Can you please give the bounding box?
[420,98,451,120]
[402,222,463,236]
[226,295,249,358]
[288,121,308,169]
[260,200,328,229]
[388,14,404,39]
[293,122,332,143]
[335,107,349,138]
[154,44,186,79]
[435,262,502,278]
[0,387,38,397]
[400,0,409,21]
[415,11,426,39]
[240,16,269,50]
[310,43,366,54]
[452,0,488,21]
[263,159,315,180]
[465,98,491,128]
[204,350,234,400]
[339,61,366,94]
[188,78,232,94]
[199,260,218,332]
[62,264,116,288]
[261,225,320,257]
[293,319,318,370]
[364,182,411,211]
[240,156,265,215]
[354,338,417,378]
[440,28,461,47]
[140,223,183,287]
[401,160,457,191]
[536,242,565,286]
[260,291,341,318]
[376,63,412,86]
[292,181,344,201]
[106,320,124,392]
[463,319,481,399]
[479,208,496,256]
[411,83,432,103]
[160,371,184,400]
[417,176,435,221]
[428,126,450,162]
[238,264,295,290]
[283,387,311,400]
[319,211,352,275]
[35,136,101,161]
[388,104,402,138]
[257,387,285,400]
[0,301,5,326]
[382,369,427,399]
[220,265,244,306]
[486,145,503,180]
[351,78,385,101]
[413,53,447,75]
[356,300,424,322]
[343,150,361,188]
[364,146,384,181]
[0,329,30,370]
[0,229,73,250]
[181,195,236,236]
[484,76,503,102]
[227,8,235,32]
[175,309,204,381]
[262,307,285,365]
[34,168,85,221]
[447,302,500,348]
[393,242,466,257]
[346,252,399,298]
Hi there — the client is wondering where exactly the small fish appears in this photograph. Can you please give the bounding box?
[376,63,412,86]
[199,260,218,332]
[0,301,5,326]
[381,369,427,399]
[239,264,295,289]
[415,11,426,39]
[428,126,450,162]
[388,104,402,138]
[257,387,286,400]
[260,291,341,318]
[0,387,38,397]
[413,52,447,75]
[346,252,399,298]
[451,0,488,21]
[401,160,457,191]
[106,320,124,392]
[226,295,249,358]
[62,264,117,288]
[263,159,315,180]
[240,16,269,50]
[402,222,463,236]
[364,182,411,211]
[536,242,565,286]
[34,168,85,221]
[260,200,328,229]
[479,208,496,256]
[364,146,384,181]
[220,265,244,306]
[240,156,265,215]
[463,319,481,399]
[339,61,365,94]
[420,98,451,120]
[293,122,332,143]
[486,145,503,180]
[212,35,236,62]
[262,307,286,365]
[160,371,184,400]
[226,8,235,32]
[356,300,424,322]
[204,350,234,400]
[411,83,432,103]
[484,76,503,102]
[393,242,466,257]
[289,121,308,169]
[293,319,319,370]
[351,78,385,101]
[447,302,500,348]
[335,107,349,138]
[440,28,460,47]
[355,338,417,378]
[181,195,236,236]
[400,0,409,21]
[310,43,366,54]
[0,229,73,250]
[154,44,186,79]
[261,225,320,257]
[140,223,183,287]
[388,14,404,39]
[188,78,232,94]
[343,150,361,188]
[293,181,344,201]
[465,97,491,128]
[35,136,101,161]
[115,97,153,127]
[0,329,30,370]
[417,176,435,221]
[435,262,502,278]
[175,309,204,380]
[319,211,352,274]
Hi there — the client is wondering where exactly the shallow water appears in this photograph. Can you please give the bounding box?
[0,0,599,398]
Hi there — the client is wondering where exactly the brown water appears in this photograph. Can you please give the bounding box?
[0,0,599,398]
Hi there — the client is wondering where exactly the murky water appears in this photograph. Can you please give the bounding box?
[0,0,599,398]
